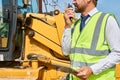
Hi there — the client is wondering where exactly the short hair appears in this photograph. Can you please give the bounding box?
[93,0,98,6]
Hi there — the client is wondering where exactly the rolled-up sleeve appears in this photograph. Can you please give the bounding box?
[62,28,72,56]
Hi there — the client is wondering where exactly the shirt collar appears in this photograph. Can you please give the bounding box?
[80,8,99,19]
[88,8,99,17]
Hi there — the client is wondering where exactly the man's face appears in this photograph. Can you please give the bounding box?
[72,0,88,13]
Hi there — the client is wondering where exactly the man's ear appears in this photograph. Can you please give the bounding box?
[87,0,92,3]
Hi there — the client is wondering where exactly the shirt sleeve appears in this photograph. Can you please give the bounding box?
[62,28,71,56]
[90,16,120,74]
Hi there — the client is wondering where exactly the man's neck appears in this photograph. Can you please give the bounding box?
[81,4,96,16]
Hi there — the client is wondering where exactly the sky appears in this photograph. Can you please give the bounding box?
[97,0,120,25]
[42,0,120,25]
[0,0,120,25]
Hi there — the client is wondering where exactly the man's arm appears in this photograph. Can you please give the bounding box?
[62,28,71,56]
[62,8,75,56]
[90,16,120,74]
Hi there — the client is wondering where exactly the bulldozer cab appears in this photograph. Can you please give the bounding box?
[0,0,17,61]
[0,0,42,61]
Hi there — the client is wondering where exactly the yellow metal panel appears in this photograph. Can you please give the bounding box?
[0,68,41,80]
[2,38,7,47]
[24,35,63,60]
[116,64,120,80]
[55,13,65,45]
[26,13,56,26]
[29,18,60,45]
[24,13,66,59]
[33,32,63,55]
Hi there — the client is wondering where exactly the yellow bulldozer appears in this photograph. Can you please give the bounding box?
[0,0,119,80]
[0,0,72,80]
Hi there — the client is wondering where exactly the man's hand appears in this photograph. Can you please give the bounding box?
[64,8,75,28]
[74,66,93,80]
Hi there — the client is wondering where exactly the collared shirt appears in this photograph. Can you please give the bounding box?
[62,8,120,74]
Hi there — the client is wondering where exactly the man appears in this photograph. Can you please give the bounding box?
[62,0,120,80]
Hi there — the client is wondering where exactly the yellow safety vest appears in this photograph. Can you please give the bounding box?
[70,12,115,80]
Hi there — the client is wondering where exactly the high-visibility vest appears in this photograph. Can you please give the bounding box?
[70,12,115,80]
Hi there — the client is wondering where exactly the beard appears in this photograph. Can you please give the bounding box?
[74,6,85,13]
